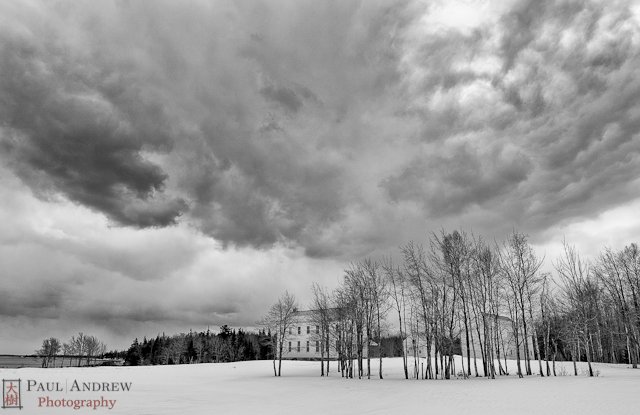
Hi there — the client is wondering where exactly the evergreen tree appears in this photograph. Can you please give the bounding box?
[125,338,142,366]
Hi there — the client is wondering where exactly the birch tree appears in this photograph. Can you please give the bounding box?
[383,258,410,379]
[260,291,298,376]
[311,282,333,376]
[554,240,596,377]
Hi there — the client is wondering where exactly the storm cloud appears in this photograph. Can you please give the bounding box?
[2,0,638,257]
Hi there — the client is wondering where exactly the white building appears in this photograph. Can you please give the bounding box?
[285,311,323,359]
[281,310,369,360]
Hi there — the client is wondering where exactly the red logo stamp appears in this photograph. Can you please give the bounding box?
[2,379,22,410]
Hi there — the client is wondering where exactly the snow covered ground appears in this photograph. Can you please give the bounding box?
[3,357,639,414]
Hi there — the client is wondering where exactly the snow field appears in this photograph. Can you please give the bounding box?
[3,357,639,415]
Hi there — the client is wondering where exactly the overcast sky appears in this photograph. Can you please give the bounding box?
[1,0,640,354]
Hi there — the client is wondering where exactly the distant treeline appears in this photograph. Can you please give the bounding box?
[117,327,411,366]
[121,325,274,366]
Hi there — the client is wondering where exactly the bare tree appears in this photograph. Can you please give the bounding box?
[168,335,186,364]
[194,337,206,363]
[436,230,474,377]
[333,286,356,378]
[360,258,389,379]
[67,333,83,367]
[260,291,298,376]
[499,231,543,377]
[595,245,640,368]
[84,335,101,366]
[401,241,435,379]
[310,283,333,376]
[469,236,503,378]
[554,240,597,376]
[539,275,554,376]
[382,257,410,379]
[429,232,464,380]
[343,263,368,379]
[61,342,73,368]
[37,338,61,368]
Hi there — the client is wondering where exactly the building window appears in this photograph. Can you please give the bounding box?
[315,341,319,353]
[316,325,319,334]
[288,342,291,352]
[306,341,310,352]
[297,341,300,352]
[306,326,310,334]
[298,326,301,335]
[289,327,292,335]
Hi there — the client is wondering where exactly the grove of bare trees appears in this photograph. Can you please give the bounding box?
[37,332,107,368]
[298,230,640,380]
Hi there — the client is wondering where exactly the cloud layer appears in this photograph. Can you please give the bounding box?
[2,0,639,257]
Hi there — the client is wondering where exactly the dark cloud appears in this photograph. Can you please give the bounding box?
[382,143,533,216]
[0,11,187,227]
[0,1,408,256]
[260,85,303,113]
[82,302,239,326]
[1,0,639,261]
[0,288,63,319]
[389,0,640,241]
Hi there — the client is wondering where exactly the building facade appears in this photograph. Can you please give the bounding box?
[281,310,368,360]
